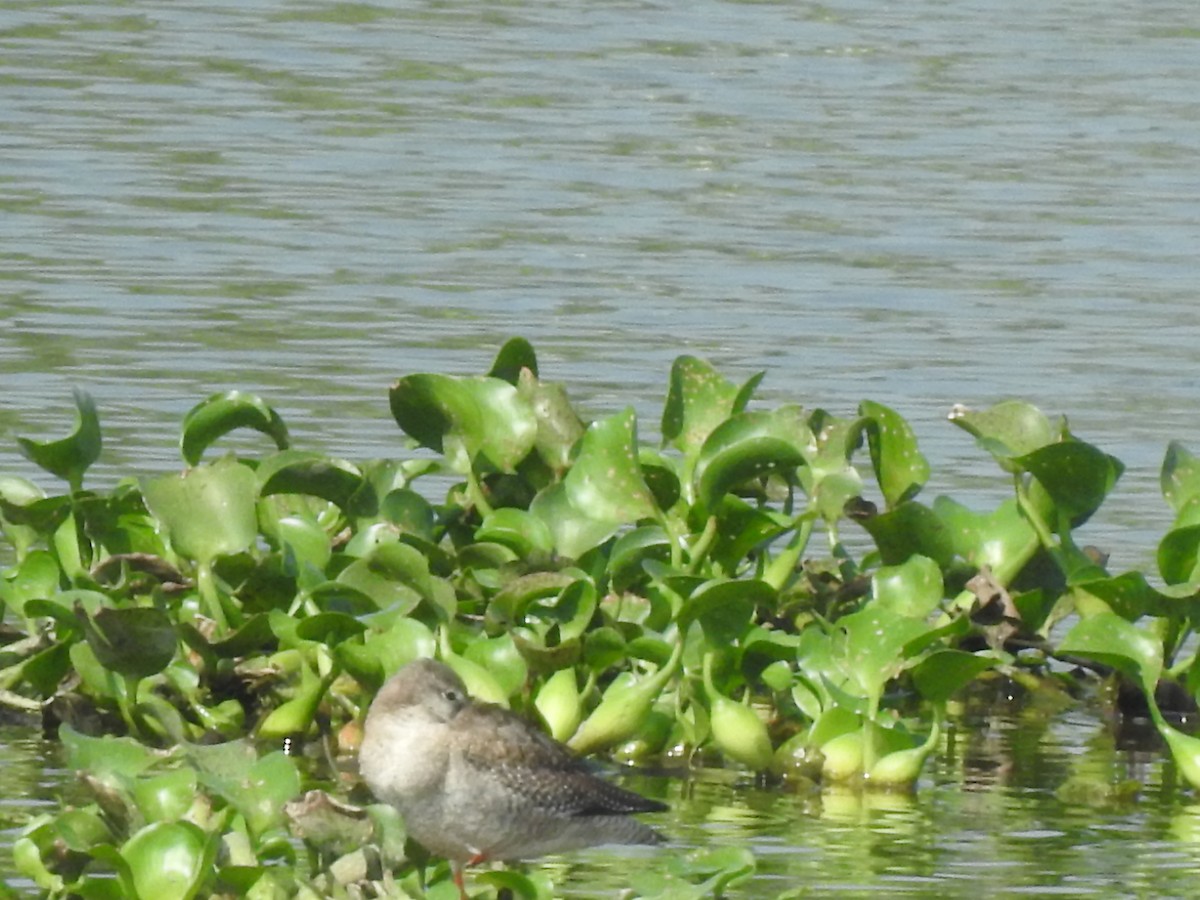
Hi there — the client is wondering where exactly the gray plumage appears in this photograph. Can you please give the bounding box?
[359,658,666,866]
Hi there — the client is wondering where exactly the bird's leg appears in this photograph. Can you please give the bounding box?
[452,851,489,899]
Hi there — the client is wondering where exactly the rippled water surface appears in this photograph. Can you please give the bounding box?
[2,0,1200,894]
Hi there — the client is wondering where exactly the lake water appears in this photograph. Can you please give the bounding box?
[2,0,1200,894]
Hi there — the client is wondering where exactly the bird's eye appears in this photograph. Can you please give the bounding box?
[442,689,460,703]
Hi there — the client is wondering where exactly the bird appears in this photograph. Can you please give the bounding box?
[359,658,667,898]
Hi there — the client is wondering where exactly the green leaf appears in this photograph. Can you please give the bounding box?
[1015,440,1123,522]
[0,550,61,620]
[1158,524,1200,586]
[948,399,1055,472]
[257,451,373,517]
[78,606,177,680]
[661,355,744,458]
[911,649,1000,703]
[530,408,658,559]
[60,724,167,780]
[121,821,213,900]
[693,406,809,519]
[389,374,537,474]
[337,541,453,620]
[1162,441,1200,524]
[516,368,585,475]
[857,501,956,567]
[487,337,538,384]
[677,578,774,645]
[859,400,930,508]
[872,554,943,618]
[839,605,936,706]
[142,457,259,565]
[180,390,289,467]
[1059,612,1163,700]
[17,388,102,491]
[476,508,554,558]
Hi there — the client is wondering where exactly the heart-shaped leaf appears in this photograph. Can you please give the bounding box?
[142,458,258,565]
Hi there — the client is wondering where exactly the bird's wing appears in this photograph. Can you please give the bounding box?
[455,703,667,817]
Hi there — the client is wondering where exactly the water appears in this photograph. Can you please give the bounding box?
[2,0,1200,893]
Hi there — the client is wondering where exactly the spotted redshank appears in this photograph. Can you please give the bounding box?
[359,658,666,897]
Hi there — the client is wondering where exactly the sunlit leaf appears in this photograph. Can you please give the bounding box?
[258,450,372,517]
[859,400,930,508]
[661,355,744,458]
[389,374,537,474]
[180,390,289,467]
[142,458,258,565]
[911,649,1000,703]
[1059,612,1162,700]
[948,399,1055,472]
[872,554,944,618]
[16,388,102,491]
[693,406,809,519]
[487,336,539,384]
[516,368,585,475]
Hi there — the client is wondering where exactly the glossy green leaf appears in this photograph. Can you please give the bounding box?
[562,407,657,525]
[257,450,372,517]
[132,769,200,823]
[1162,441,1200,524]
[1158,524,1200,586]
[859,400,930,508]
[516,367,585,475]
[933,496,1039,586]
[857,501,956,567]
[872,554,943,618]
[534,668,583,742]
[463,633,527,698]
[180,390,289,467]
[16,388,102,491]
[142,457,258,565]
[60,724,166,780]
[839,605,937,706]
[389,374,538,474]
[948,399,1055,472]
[1016,440,1123,521]
[0,475,45,559]
[693,406,809,519]
[531,408,658,558]
[677,578,774,645]
[608,525,672,592]
[487,336,539,384]
[476,508,554,558]
[197,750,302,839]
[336,541,448,618]
[122,820,212,900]
[1059,612,1162,700]
[661,355,743,458]
[0,549,61,620]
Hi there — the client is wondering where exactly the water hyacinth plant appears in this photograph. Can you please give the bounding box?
[2,337,1200,896]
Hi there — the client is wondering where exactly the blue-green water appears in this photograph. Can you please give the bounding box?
[3,0,1200,894]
